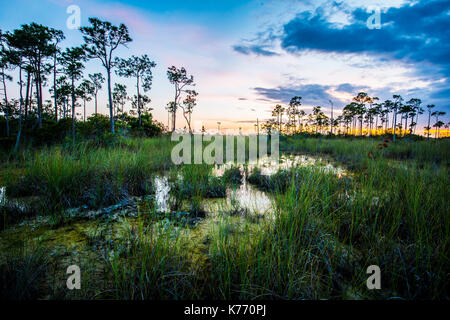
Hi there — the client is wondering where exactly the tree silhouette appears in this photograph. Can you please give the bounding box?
[112,83,127,118]
[353,92,370,136]
[431,111,446,139]
[52,75,71,119]
[342,104,355,134]
[60,46,87,143]
[166,66,195,132]
[81,18,132,134]
[10,23,62,128]
[425,104,435,139]
[131,94,151,119]
[0,29,13,138]
[77,79,95,121]
[392,95,403,141]
[4,31,27,151]
[88,73,104,115]
[51,30,64,121]
[288,96,301,133]
[180,89,198,133]
[116,55,156,128]
[407,98,422,134]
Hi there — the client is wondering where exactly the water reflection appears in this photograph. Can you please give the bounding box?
[154,176,170,213]
[0,186,5,205]
[153,154,347,218]
[213,154,346,177]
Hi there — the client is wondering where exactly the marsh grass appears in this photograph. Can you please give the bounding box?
[247,168,291,193]
[208,159,448,299]
[108,220,195,299]
[3,138,173,215]
[281,136,450,169]
[0,242,53,300]
[222,166,243,187]
[169,164,226,215]
[0,136,448,299]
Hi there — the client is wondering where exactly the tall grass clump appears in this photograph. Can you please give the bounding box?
[3,138,173,215]
[282,137,449,168]
[247,168,291,194]
[0,243,52,300]
[170,164,226,211]
[208,154,449,299]
[208,167,345,299]
[222,166,243,187]
[108,220,195,299]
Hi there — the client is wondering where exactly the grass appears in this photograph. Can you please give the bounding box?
[108,219,195,299]
[3,137,173,215]
[222,166,243,186]
[247,168,291,193]
[169,164,227,216]
[0,242,52,300]
[0,135,448,299]
[210,160,448,298]
[281,135,450,169]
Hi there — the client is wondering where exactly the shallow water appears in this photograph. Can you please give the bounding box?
[0,186,5,205]
[1,154,346,226]
[203,178,273,217]
[213,154,346,177]
[154,176,170,213]
[153,154,346,218]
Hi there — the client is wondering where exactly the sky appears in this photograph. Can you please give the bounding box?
[0,0,449,132]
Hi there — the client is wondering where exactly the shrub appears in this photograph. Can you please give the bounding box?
[222,166,243,186]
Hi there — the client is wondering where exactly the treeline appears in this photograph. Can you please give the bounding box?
[264,94,448,140]
[0,18,198,151]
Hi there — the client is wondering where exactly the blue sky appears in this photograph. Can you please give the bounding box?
[1,0,449,131]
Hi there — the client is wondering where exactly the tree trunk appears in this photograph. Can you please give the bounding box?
[280,114,283,133]
[63,97,66,118]
[1,66,10,138]
[95,91,98,114]
[375,116,378,135]
[14,61,24,153]
[137,76,141,128]
[414,112,419,134]
[435,116,438,139]
[189,112,192,133]
[25,71,30,120]
[107,68,115,134]
[35,70,42,128]
[28,74,33,119]
[172,84,178,133]
[393,107,397,142]
[405,116,408,136]
[36,55,43,128]
[72,77,76,144]
[427,111,431,139]
[53,50,58,121]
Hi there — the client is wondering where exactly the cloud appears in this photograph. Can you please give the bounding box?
[280,0,450,105]
[336,83,369,94]
[254,83,344,106]
[282,1,450,60]
[232,44,279,56]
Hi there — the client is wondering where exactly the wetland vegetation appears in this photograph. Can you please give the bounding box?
[0,135,448,300]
